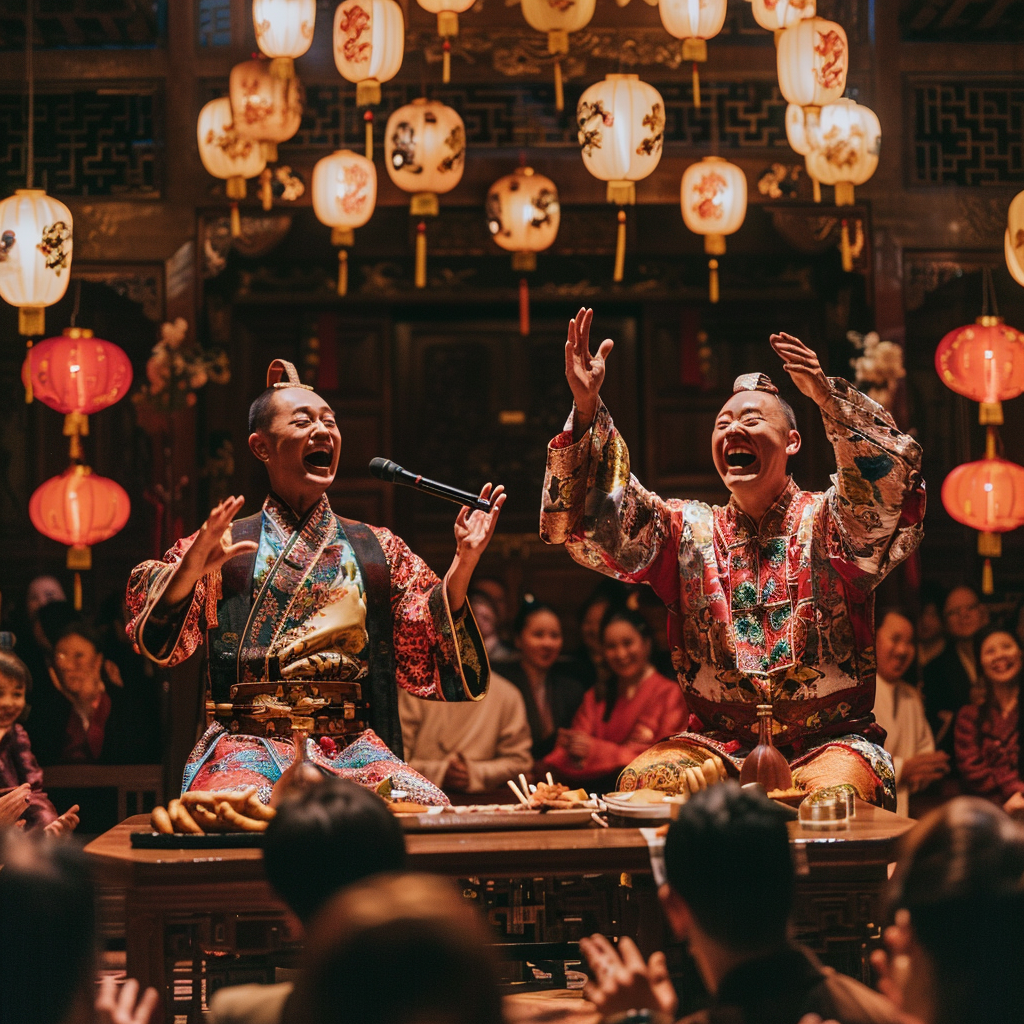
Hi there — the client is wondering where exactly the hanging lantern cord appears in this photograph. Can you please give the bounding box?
[23,0,36,404]
[982,266,1000,319]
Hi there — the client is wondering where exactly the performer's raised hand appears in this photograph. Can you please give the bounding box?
[160,496,259,607]
[446,482,507,613]
[770,332,832,406]
[565,306,614,432]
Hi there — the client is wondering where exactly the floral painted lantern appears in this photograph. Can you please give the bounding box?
[577,74,664,282]
[385,98,466,287]
[312,149,378,296]
[487,167,561,334]
[29,465,131,609]
[252,0,315,78]
[0,189,73,340]
[776,18,848,110]
[197,98,267,238]
[935,316,1024,425]
[658,0,728,108]
[1006,189,1024,289]
[942,430,1024,594]
[752,0,815,37]
[804,98,880,206]
[229,58,304,171]
[521,0,597,111]
[22,328,133,458]
[333,0,405,158]
[681,156,747,302]
[784,102,823,201]
[415,0,475,83]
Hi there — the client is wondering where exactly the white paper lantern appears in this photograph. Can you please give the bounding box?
[658,0,727,107]
[253,0,316,77]
[416,0,475,82]
[785,102,813,155]
[229,59,303,163]
[777,18,848,109]
[680,156,747,302]
[313,149,378,296]
[752,0,815,32]
[1006,190,1024,289]
[805,98,880,205]
[521,0,597,110]
[0,189,73,336]
[333,0,404,107]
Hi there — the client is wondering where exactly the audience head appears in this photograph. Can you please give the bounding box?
[600,607,653,684]
[875,609,916,682]
[52,621,105,702]
[0,642,31,734]
[0,829,97,1024]
[917,582,946,646]
[580,584,621,663]
[26,575,66,622]
[290,873,503,1024]
[472,577,509,628]
[662,782,793,955]
[974,625,1022,695]
[34,598,76,654]
[468,590,500,645]
[943,586,986,642]
[513,597,563,673]
[262,777,407,925]
[887,797,1024,1024]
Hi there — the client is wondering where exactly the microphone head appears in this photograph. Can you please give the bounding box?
[368,457,401,482]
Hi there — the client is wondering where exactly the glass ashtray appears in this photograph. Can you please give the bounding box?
[798,793,850,829]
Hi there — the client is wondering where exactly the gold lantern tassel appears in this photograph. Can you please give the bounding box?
[519,278,530,337]
[709,258,720,303]
[554,61,564,113]
[692,63,701,109]
[613,210,627,283]
[338,250,349,297]
[982,558,994,596]
[73,571,82,612]
[364,110,374,161]
[443,39,451,85]
[260,168,273,211]
[64,412,88,461]
[840,219,853,272]
[230,201,241,239]
[415,221,427,289]
[978,528,1001,596]
[24,339,33,404]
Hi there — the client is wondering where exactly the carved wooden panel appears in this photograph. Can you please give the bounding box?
[899,0,1024,42]
[0,0,165,49]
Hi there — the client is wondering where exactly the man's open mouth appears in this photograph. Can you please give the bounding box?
[304,449,333,469]
[725,446,757,470]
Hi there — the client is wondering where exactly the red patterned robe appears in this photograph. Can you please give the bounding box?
[540,378,925,807]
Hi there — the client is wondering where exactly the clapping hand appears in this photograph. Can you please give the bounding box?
[565,307,614,434]
[95,976,159,1024]
[580,934,678,1024]
[0,784,31,827]
[43,803,80,837]
[770,332,831,406]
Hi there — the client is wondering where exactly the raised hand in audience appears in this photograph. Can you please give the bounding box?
[43,803,80,837]
[95,975,159,1024]
[580,933,677,1024]
[868,909,926,1024]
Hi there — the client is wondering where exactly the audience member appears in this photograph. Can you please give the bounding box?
[0,827,157,1024]
[953,626,1024,814]
[922,586,987,753]
[872,610,948,816]
[915,583,947,675]
[286,873,504,1024]
[399,668,532,794]
[580,783,900,1024]
[0,638,78,835]
[872,797,1024,1024]
[208,777,407,1024]
[571,581,626,689]
[473,576,513,635]
[502,599,587,761]
[470,589,517,664]
[541,608,686,790]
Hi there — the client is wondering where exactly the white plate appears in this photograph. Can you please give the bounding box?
[601,791,675,820]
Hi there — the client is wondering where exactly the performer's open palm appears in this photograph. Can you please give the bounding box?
[454,483,506,561]
[770,332,831,405]
[565,307,614,429]
[163,496,259,606]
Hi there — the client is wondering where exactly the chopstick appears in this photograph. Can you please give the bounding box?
[546,771,555,786]
[507,779,530,807]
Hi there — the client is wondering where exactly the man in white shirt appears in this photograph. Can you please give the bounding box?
[872,610,949,816]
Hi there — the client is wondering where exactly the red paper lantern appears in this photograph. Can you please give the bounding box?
[934,315,1024,424]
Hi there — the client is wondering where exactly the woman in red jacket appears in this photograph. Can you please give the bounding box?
[954,625,1024,815]
[541,607,686,791]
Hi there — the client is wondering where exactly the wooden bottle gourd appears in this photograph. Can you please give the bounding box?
[739,704,793,791]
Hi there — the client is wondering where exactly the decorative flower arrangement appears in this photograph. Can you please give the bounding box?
[134,318,231,413]
[847,330,905,411]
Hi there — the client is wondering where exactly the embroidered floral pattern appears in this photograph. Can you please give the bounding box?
[814,29,846,90]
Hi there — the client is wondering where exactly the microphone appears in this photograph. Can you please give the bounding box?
[368,458,494,512]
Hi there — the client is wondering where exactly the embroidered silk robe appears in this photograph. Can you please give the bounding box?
[126,493,488,755]
[540,379,924,801]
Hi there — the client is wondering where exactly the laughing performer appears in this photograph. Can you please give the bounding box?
[540,310,925,808]
[127,359,505,803]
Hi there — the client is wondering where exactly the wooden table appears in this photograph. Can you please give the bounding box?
[85,803,913,1022]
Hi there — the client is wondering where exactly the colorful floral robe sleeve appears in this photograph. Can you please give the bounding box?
[540,378,924,771]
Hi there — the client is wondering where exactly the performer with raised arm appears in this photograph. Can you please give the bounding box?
[540,310,926,807]
[127,359,504,803]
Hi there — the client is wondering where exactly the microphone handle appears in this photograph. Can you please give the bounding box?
[400,470,492,512]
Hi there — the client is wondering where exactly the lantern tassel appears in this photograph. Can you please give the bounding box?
[519,278,530,336]
[73,572,82,612]
[364,110,374,161]
[692,63,701,109]
[260,168,273,211]
[709,259,720,303]
[338,250,349,297]
[554,61,564,113]
[982,558,994,596]
[812,177,821,204]
[230,201,241,239]
[840,219,853,273]
[613,210,626,283]
[415,221,427,289]
[443,40,451,85]
[24,339,33,404]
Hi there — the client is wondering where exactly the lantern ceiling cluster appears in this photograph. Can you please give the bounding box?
[937,271,1024,594]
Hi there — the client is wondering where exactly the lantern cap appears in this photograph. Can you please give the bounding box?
[267,358,313,391]
[61,327,94,339]
[733,373,779,395]
[976,315,1003,327]
[15,188,47,197]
